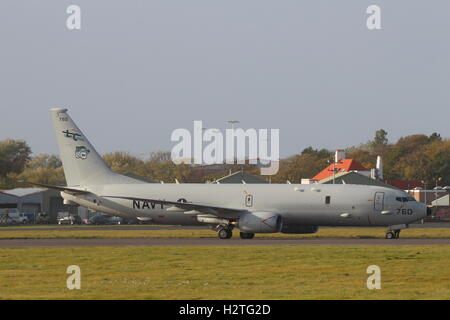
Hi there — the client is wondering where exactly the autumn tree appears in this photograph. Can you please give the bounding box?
[346,149,376,169]
[9,154,66,187]
[369,129,389,155]
[0,139,31,177]
[103,152,147,176]
[271,153,329,183]
[301,146,332,159]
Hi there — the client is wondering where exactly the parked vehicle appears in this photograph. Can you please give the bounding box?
[89,214,123,225]
[7,210,29,224]
[57,215,81,225]
[36,212,51,224]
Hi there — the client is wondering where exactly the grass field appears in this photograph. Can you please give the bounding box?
[0,227,449,239]
[0,245,449,299]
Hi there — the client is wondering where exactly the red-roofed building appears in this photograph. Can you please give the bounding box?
[310,150,426,194]
[383,180,423,190]
[312,159,370,181]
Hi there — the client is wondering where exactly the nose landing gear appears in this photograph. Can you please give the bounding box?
[386,224,407,239]
[385,230,400,239]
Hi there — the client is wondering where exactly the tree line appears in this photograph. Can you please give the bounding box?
[0,129,449,189]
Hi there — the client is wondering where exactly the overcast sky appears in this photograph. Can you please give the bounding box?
[1,1,449,158]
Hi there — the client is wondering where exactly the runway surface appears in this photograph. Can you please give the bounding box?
[1,238,450,247]
[1,222,449,231]
[0,226,208,231]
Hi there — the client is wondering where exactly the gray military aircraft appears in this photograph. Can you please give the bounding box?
[26,108,429,239]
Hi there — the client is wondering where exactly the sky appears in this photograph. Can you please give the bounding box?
[1,1,449,159]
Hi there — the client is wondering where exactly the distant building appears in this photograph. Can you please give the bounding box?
[383,180,423,190]
[211,171,268,184]
[430,194,450,220]
[0,188,79,223]
[406,189,449,205]
[312,150,371,181]
[313,159,370,181]
[318,171,397,189]
[311,150,424,193]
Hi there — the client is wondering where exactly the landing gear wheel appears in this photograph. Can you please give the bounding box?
[386,231,395,239]
[394,230,401,239]
[240,232,255,239]
[218,228,233,239]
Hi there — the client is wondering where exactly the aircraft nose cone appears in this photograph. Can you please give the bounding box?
[426,206,433,217]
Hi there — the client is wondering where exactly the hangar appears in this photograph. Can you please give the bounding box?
[0,188,78,223]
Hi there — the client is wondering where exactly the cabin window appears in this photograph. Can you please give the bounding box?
[325,196,331,205]
[245,195,253,207]
[396,196,416,202]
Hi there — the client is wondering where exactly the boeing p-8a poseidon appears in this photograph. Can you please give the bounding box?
[26,108,428,239]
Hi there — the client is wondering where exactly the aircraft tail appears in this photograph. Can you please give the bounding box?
[50,108,139,187]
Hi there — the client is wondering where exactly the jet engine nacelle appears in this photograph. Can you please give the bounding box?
[238,212,283,233]
[281,224,319,234]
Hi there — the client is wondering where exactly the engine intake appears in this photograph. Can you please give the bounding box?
[238,212,282,233]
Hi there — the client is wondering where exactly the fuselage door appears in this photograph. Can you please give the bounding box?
[374,192,384,211]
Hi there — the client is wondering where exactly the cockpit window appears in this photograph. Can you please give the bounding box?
[396,196,416,202]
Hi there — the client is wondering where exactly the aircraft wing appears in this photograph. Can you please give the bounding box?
[18,181,90,195]
[103,195,246,219]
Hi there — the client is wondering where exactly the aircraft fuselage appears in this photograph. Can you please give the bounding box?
[62,183,426,228]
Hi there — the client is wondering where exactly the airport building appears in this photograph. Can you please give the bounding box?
[312,155,371,181]
[431,195,450,220]
[0,188,79,223]
[211,171,268,184]
[318,171,395,188]
[311,150,424,191]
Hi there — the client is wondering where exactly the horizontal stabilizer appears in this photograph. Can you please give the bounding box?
[18,180,90,195]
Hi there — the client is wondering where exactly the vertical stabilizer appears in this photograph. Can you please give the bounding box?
[50,108,138,186]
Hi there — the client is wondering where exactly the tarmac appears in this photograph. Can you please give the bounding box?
[1,221,449,232]
[1,237,450,247]
[0,225,208,231]
[0,222,449,247]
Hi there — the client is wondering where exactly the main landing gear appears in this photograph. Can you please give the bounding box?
[216,225,255,240]
[218,227,233,239]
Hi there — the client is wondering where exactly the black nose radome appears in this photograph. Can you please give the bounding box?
[427,207,433,216]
